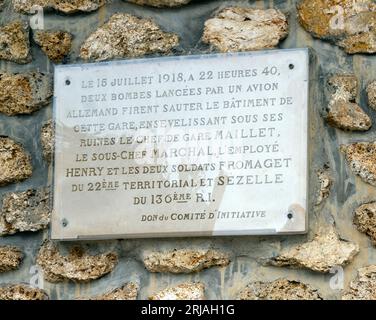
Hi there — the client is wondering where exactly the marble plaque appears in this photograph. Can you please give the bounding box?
[52,49,309,240]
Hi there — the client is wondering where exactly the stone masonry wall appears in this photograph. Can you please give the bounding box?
[0,0,375,300]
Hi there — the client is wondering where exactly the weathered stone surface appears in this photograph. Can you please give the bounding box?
[13,0,106,14]
[143,249,230,273]
[267,227,359,272]
[343,265,376,300]
[298,0,376,54]
[33,30,72,63]
[0,72,52,116]
[126,0,191,7]
[0,21,31,64]
[367,81,376,110]
[0,246,23,273]
[150,282,205,300]
[324,74,371,131]
[0,189,50,236]
[316,166,332,205]
[0,137,32,187]
[80,13,179,61]
[354,202,376,245]
[0,284,48,300]
[342,142,376,186]
[202,7,288,52]
[239,279,322,300]
[83,283,138,300]
[40,120,54,163]
[36,241,118,283]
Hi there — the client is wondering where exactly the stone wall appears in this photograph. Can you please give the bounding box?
[0,0,375,300]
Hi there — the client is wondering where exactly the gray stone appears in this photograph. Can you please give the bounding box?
[13,0,107,14]
[0,21,31,64]
[316,166,332,205]
[126,0,191,7]
[80,13,179,61]
[343,265,376,300]
[36,241,118,283]
[342,142,376,186]
[202,7,288,52]
[0,138,32,187]
[0,72,52,116]
[40,120,54,163]
[0,189,51,236]
[143,249,230,273]
[324,74,371,131]
[0,284,49,300]
[0,246,23,273]
[267,227,359,272]
[298,0,376,54]
[238,279,322,300]
[150,282,205,300]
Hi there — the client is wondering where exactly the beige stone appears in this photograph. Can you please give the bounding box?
[33,30,72,63]
[0,284,48,300]
[202,7,288,52]
[325,74,371,131]
[40,120,54,163]
[0,189,50,236]
[239,279,322,300]
[343,265,376,299]
[298,0,376,54]
[0,72,52,116]
[367,81,376,110]
[150,282,205,300]
[268,227,359,272]
[144,249,230,273]
[0,137,32,187]
[316,167,332,205]
[342,142,376,186]
[0,21,31,64]
[354,202,376,245]
[80,13,179,62]
[13,0,106,14]
[83,283,138,300]
[36,241,118,282]
[126,0,191,7]
[0,246,23,273]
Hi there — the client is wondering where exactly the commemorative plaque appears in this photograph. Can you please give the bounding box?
[52,49,309,240]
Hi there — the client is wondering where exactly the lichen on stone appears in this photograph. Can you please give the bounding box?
[316,166,332,205]
[0,188,51,236]
[82,283,138,300]
[0,246,23,273]
[367,80,376,110]
[0,72,52,116]
[13,0,107,14]
[0,20,31,64]
[40,120,54,163]
[267,227,359,273]
[149,282,205,300]
[0,137,32,187]
[343,265,376,300]
[354,202,376,245]
[202,7,288,52]
[297,0,376,54]
[33,30,73,63]
[0,284,48,300]
[238,279,322,300]
[80,13,179,62]
[324,74,371,131]
[341,142,376,186]
[36,241,118,283]
[126,0,191,7]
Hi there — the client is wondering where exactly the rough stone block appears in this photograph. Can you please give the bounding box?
[150,282,205,300]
